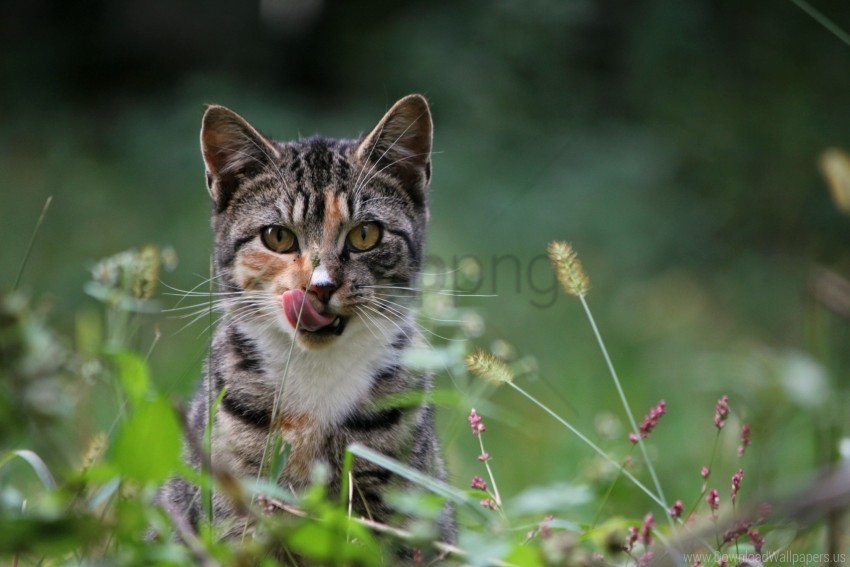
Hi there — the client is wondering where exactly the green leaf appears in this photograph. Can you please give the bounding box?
[112,351,151,405]
[0,449,57,490]
[112,395,181,483]
[505,543,546,567]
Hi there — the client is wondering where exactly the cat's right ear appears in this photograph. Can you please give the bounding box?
[200,105,279,210]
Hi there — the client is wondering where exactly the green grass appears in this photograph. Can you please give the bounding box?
[1,232,846,566]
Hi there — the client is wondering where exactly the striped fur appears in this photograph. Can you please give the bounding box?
[159,95,455,546]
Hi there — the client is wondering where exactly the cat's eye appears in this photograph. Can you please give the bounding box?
[346,222,382,252]
[261,225,299,254]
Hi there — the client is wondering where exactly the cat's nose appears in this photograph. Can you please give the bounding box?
[309,282,338,305]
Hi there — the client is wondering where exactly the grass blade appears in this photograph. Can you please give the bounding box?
[12,196,53,291]
[347,443,489,521]
[0,450,57,491]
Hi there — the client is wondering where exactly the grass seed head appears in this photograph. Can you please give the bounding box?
[547,241,590,298]
[466,350,514,385]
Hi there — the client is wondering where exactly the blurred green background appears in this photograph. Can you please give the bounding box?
[3,0,850,523]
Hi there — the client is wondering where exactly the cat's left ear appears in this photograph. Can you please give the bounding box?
[201,105,280,210]
[356,94,433,205]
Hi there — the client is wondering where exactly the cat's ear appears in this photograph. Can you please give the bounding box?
[356,94,433,203]
[200,105,280,209]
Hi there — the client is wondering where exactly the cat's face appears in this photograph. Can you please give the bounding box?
[201,95,432,350]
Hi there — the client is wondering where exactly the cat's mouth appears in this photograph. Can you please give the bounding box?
[281,289,348,337]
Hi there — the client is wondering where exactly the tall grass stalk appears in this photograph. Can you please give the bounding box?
[12,196,52,291]
[507,382,666,510]
[579,295,670,521]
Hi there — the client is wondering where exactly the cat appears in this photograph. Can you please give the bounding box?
[158,94,456,550]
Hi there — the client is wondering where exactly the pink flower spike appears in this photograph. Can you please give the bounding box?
[748,528,765,554]
[738,424,751,456]
[701,466,710,480]
[707,488,720,511]
[640,513,654,546]
[670,500,684,519]
[731,468,744,501]
[471,475,488,491]
[626,525,639,552]
[480,498,496,510]
[477,452,490,461]
[468,408,485,436]
[714,395,730,429]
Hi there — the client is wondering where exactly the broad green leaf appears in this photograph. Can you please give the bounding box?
[112,395,181,483]
[112,351,151,405]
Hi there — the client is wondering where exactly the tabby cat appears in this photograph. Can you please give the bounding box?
[158,94,455,547]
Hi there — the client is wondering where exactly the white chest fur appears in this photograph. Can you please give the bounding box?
[241,317,397,426]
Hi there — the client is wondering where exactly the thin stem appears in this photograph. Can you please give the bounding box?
[579,296,670,522]
[13,196,53,291]
[792,0,850,47]
[508,382,666,510]
[478,435,502,506]
[687,431,720,518]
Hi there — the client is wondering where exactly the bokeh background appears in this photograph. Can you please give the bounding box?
[3,0,850,525]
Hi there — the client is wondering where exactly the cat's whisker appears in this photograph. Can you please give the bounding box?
[371,295,466,325]
[366,298,468,344]
[359,284,496,298]
[353,306,389,344]
[358,303,415,347]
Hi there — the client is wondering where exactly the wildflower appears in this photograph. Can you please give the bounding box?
[478,452,490,461]
[468,408,486,436]
[640,513,654,547]
[480,498,497,510]
[722,520,752,546]
[626,525,640,552]
[700,466,710,480]
[669,500,683,519]
[748,528,765,553]
[548,241,590,298]
[706,488,719,511]
[731,468,744,502]
[471,475,488,491]
[539,514,554,539]
[714,395,730,429]
[466,350,514,385]
[630,400,666,443]
[738,424,751,456]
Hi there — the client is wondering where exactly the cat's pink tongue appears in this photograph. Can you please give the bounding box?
[282,289,336,332]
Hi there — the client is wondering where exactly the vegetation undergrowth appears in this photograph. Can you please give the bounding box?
[2,157,850,566]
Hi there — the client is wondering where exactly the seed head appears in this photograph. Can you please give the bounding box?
[819,147,850,216]
[466,350,514,385]
[548,241,590,298]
